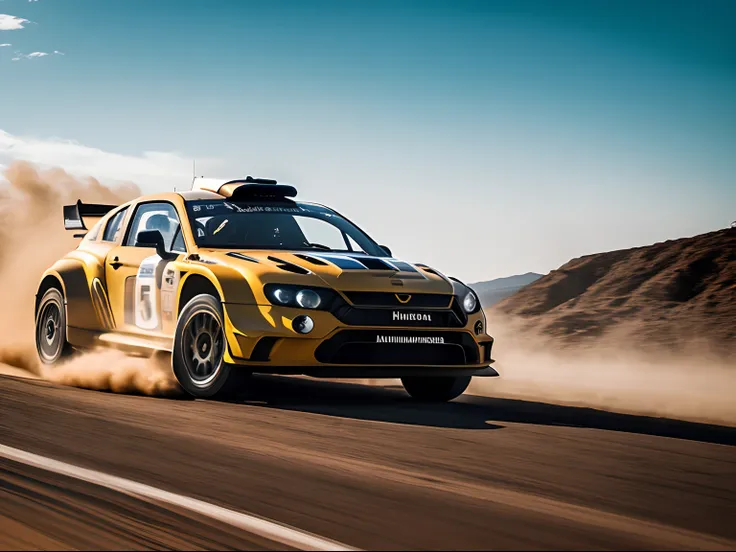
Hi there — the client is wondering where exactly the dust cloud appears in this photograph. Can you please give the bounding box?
[0,161,180,396]
[469,312,736,427]
[43,350,181,396]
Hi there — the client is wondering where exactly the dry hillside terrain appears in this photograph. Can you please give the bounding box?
[493,227,736,356]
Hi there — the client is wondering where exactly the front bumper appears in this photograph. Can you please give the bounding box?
[249,365,499,378]
[220,303,496,377]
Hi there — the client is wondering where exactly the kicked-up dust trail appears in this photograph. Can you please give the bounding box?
[469,313,736,426]
[0,161,179,396]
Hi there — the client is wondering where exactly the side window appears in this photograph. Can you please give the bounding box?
[347,234,364,253]
[84,219,103,242]
[102,207,129,242]
[171,229,186,253]
[125,202,184,252]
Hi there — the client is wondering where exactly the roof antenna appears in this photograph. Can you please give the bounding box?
[190,159,205,191]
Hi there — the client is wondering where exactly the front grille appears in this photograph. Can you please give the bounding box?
[450,297,469,326]
[315,330,479,365]
[331,304,464,327]
[343,292,453,308]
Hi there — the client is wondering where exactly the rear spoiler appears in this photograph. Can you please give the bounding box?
[63,200,118,231]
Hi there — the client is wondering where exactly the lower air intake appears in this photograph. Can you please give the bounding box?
[315,330,479,365]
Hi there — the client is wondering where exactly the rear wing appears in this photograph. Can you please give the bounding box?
[63,200,118,231]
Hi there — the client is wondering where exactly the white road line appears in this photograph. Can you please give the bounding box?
[0,444,358,552]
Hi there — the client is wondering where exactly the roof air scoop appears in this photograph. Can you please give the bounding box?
[229,182,297,201]
[191,175,297,200]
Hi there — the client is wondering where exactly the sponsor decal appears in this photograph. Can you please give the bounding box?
[392,311,432,322]
[161,265,180,320]
[192,204,217,212]
[222,202,306,214]
[124,255,178,328]
[134,255,162,330]
[376,335,445,344]
[193,256,218,265]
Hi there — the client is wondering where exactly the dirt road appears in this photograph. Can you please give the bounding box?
[1,373,735,550]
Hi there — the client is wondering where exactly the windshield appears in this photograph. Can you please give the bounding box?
[184,200,385,255]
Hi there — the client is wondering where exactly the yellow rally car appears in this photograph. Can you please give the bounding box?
[36,177,497,401]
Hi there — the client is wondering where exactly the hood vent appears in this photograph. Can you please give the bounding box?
[227,252,259,263]
[294,253,329,266]
[267,256,310,275]
[413,263,451,283]
[417,263,440,276]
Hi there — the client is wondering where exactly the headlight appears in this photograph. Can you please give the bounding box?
[272,288,294,305]
[296,289,321,309]
[263,284,334,310]
[462,290,478,313]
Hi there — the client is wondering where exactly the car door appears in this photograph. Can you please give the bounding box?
[105,201,186,335]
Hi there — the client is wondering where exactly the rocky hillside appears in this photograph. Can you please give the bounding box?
[493,228,736,354]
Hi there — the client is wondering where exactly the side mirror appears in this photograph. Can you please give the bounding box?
[379,245,392,257]
[136,230,178,260]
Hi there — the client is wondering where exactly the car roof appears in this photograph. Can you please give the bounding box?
[132,180,306,204]
[176,190,224,201]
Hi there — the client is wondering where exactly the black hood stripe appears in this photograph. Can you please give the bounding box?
[348,256,395,270]
[385,260,418,273]
[311,254,421,273]
[316,255,368,270]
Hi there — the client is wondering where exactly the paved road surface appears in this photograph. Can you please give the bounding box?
[1,374,735,550]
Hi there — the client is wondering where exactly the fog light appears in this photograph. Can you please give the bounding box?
[292,315,314,334]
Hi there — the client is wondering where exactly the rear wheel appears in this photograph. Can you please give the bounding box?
[401,376,471,403]
[35,288,74,365]
[172,293,247,398]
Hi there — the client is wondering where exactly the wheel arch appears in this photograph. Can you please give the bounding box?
[35,272,66,316]
[177,273,223,316]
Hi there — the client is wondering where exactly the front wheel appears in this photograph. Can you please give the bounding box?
[401,376,471,403]
[172,294,247,399]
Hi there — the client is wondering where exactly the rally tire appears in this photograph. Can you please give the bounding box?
[172,293,247,399]
[35,288,74,365]
[401,376,471,403]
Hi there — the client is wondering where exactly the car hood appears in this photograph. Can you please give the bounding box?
[198,249,455,295]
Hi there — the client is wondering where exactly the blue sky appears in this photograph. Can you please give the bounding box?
[1,0,734,282]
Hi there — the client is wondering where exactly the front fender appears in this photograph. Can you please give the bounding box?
[175,259,259,310]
